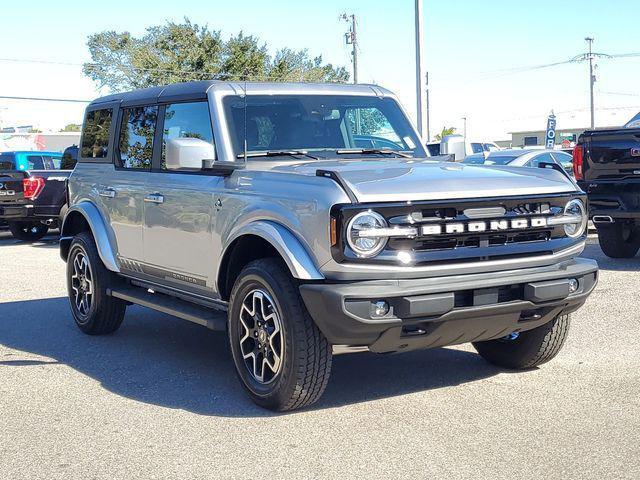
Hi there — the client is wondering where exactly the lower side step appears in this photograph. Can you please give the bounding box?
[108,286,227,331]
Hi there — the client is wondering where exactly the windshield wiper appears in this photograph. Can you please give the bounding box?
[335,148,413,158]
[236,150,319,160]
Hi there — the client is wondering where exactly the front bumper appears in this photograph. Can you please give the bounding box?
[300,257,598,353]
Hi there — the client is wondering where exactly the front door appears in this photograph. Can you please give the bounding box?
[143,101,222,295]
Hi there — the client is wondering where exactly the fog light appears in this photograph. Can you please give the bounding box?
[371,300,390,318]
[568,278,579,293]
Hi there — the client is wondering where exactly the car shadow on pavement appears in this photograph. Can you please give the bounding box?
[0,230,60,248]
[581,238,640,272]
[0,296,505,417]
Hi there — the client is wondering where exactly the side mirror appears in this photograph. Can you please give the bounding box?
[165,137,216,170]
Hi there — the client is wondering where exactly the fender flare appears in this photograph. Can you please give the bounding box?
[60,201,120,272]
[221,220,324,281]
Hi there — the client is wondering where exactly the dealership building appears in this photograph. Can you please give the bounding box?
[504,108,638,148]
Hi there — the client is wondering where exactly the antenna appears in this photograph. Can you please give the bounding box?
[243,72,248,165]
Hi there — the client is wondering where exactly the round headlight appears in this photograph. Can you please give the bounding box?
[347,211,388,257]
[564,199,588,238]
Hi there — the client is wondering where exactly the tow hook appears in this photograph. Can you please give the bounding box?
[592,215,614,224]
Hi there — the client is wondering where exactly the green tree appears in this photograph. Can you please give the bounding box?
[435,126,457,141]
[83,18,349,92]
[60,123,81,132]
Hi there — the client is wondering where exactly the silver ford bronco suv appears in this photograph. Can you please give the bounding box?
[60,81,597,411]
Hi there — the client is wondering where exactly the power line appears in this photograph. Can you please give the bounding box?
[0,95,91,103]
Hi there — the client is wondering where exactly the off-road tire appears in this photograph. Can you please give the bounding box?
[472,314,571,369]
[8,221,48,242]
[228,258,332,411]
[596,223,640,258]
[67,232,126,335]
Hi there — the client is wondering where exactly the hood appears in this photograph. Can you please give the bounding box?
[267,159,577,203]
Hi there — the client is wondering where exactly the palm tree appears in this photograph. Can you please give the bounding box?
[434,126,457,141]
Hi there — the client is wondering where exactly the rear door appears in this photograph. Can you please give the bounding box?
[142,101,221,294]
[103,105,158,264]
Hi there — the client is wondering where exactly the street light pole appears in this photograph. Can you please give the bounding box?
[425,71,430,141]
[586,37,595,128]
[414,0,426,139]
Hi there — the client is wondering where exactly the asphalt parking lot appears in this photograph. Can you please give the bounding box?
[0,230,639,480]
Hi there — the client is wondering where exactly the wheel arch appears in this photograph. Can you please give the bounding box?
[217,221,324,300]
[59,202,120,272]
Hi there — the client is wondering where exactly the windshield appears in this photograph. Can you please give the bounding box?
[222,94,426,158]
[462,153,520,165]
[625,111,640,129]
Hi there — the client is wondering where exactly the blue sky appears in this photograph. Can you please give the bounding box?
[1,0,640,140]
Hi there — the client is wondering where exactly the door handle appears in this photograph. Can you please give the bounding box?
[144,193,164,204]
[98,187,116,198]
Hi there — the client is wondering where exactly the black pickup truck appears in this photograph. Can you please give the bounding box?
[575,125,640,257]
[0,148,77,241]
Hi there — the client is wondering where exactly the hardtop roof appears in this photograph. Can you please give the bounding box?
[87,81,394,108]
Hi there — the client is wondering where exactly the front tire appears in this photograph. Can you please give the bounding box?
[472,314,571,369]
[67,232,126,335]
[8,221,48,242]
[228,258,332,411]
[596,223,640,258]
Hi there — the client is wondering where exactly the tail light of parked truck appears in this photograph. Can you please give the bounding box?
[573,145,584,181]
[23,176,45,200]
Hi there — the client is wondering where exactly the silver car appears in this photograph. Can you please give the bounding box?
[60,81,597,411]
[463,148,574,177]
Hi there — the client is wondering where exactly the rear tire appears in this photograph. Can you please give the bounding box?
[472,314,570,369]
[8,221,48,242]
[596,223,640,258]
[228,258,332,411]
[66,232,126,335]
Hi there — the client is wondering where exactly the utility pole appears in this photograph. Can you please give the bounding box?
[462,116,467,142]
[414,0,426,138]
[573,38,611,129]
[585,37,595,128]
[341,13,358,84]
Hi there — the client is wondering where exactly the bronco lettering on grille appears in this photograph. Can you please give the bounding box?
[421,217,548,235]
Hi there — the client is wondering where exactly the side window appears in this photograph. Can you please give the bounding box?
[552,152,573,173]
[26,155,44,170]
[345,107,403,149]
[81,108,113,158]
[42,155,61,170]
[117,106,158,169]
[529,153,555,168]
[161,102,215,171]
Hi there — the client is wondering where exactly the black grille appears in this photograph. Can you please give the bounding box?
[332,193,585,266]
[389,230,552,252]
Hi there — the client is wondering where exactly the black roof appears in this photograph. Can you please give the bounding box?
[89,80,218,107]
